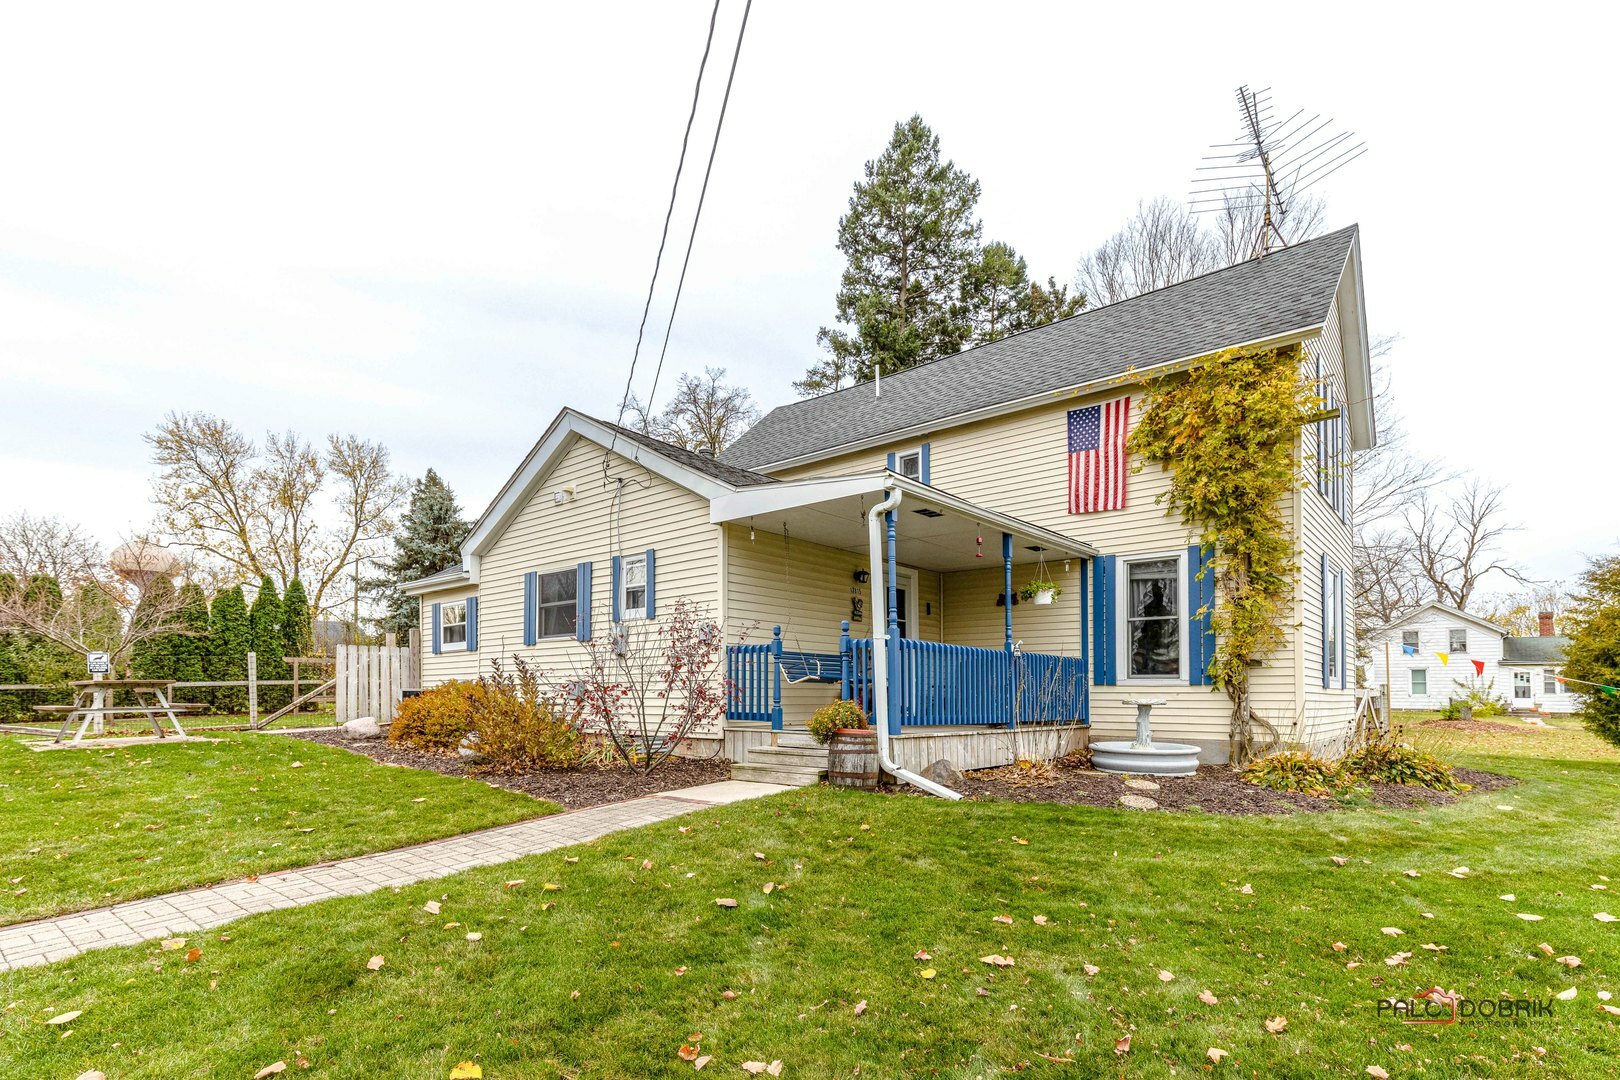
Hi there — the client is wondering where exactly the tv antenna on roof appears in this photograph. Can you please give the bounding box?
[1189,85,1366,258]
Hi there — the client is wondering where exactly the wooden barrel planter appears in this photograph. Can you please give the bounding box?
[828,727,880,790]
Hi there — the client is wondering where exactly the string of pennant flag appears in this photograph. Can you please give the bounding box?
[1397,643,1620,696]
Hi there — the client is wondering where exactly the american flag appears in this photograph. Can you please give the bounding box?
[1067,396,1130,513]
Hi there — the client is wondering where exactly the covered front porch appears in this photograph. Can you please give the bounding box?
[711,472,1095,773]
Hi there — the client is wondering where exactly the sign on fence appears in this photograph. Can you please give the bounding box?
[334,644,418,724]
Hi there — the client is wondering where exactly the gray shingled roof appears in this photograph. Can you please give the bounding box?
[595,417,778,488]
[721,224,1359,470]
[1502,636,1571,664]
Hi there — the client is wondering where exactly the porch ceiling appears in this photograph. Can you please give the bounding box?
[709,472,1095,572]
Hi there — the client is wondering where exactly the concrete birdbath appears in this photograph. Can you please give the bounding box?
[1090,698,1201,776]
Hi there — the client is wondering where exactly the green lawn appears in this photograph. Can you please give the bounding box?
[0,733,552,925]
[3,730,1618,1077]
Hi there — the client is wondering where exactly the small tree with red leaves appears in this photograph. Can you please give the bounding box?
[572,596,728,773]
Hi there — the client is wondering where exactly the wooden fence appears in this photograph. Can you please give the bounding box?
[334,643,419,724]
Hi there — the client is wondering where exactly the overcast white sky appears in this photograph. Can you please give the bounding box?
[2,2,1615,591]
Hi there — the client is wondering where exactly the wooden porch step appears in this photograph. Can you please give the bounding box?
[729,761,825,787]
[748,743,831,769]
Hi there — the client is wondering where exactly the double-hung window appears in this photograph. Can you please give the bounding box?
[538,569,577,639]
[1449,629,1467,653]
[620,554,648,619]
[1410,668,1428,696]
[441,600,468,647]
[1326,581,1341,684]
[1544,671,1562,696]
[1402,630,1419,650]
[1124,555,1181,679]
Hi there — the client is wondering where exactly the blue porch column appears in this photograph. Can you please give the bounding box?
[886,509,901,736]
[839,620,852,702]
[770,625,783,732]
[1003,533,1014,726]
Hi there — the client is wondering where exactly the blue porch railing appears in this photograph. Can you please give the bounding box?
[726,622,1088,732]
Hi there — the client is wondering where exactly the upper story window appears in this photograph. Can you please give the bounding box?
[1315,363,1348,523]
[539,569,578,639]
[620,554,647,619]
[1401,630,1420,650]
[1449,628,1467,653]
[895,449,923,481]
[1124,555,1182,679]
[441,600,468,646]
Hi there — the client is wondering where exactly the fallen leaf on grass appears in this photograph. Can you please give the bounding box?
[1602,991,1614,1001]
[721,990,738,1000]
[919,968,937,980]
[444,922,461,930]
[1082,963,1100,976]
[1381,927,1405,937]
[641,860,654,871]
[1449,867,1471,878]
[1012,836,1030,846]
[1385,952,1413,967]
[1601,1004,1620,1017]
[715,898,738,908]
[1157,970,1174,982]
[466,932,482,942]
[1403,870,1421,878]
[1239,884,1254,895]
[1033,915,1050,926]
[1207,1047,1229,1063]
[1595,912,1618,923]
[740,1061,783,1076]
[184,948,202,963]
[1420,943,1447,952]
[678,1044,702,1062]
[762,882,775,895]
[160,938,187,950]
[1035,1052,1074,1064]
[1367,1067,1389,1079]
[543,883,563,891]
[1265,1016,1288,1033]
[1500,894,1516,901]
[504,880,524,889]
[75,1072,105,1080]
[424,901,441,915]
[253,1063,287,1080]
[1114,1035,1131,1055]
[1556,987,1578,1000]
[366,955,385,971]
[1330,856,1348,866]
[976,987,990,997]
[46,1011,82,1026]
[693,1055,712,1070]
[1198,990,1219,1005]
[1557,955,1582,968]
[289,762,303,768]
[993,915,1014,925]
[1332,942,1348,952]
[448,1063,482,1079]
[1539,943,1555,956]
[914,950,932,961]
[753,852,767,861]
[1517,913,1545,921]
[854,1000,867,1016]
[980,955,1015,967]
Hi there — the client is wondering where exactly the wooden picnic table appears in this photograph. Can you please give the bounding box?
[37,679,195,744]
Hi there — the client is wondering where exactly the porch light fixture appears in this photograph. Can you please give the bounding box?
[852,569,870,583]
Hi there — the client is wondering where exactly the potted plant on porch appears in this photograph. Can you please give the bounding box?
[1018,578,1062,606]
[808,699,878,790]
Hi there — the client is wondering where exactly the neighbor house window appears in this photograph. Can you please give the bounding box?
[1449,628,1467,653]
[1401,630,1419,650]
[1410,668,1428,696]
[1124,555,1181,678]
[895,450,922,481]
[539,569,577,639]
[441,600,468,646]
[1544,671,1561,696]
[620,555,647,619]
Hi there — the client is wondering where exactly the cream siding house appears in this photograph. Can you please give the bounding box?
[1366,602,1576,714]
[403,224,1376,775]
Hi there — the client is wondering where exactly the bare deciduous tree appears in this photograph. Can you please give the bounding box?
[0,513,102,584]
[1402,479,1528,611]
[627,367,761,456]
[1208,191,1327,266]
[1478,584,1568,637]
[145,413,409,617]
[1076,198,1219,305]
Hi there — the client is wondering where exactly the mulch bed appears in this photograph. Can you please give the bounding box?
[284,730,731,810]
[938,761,1517,816]
[1416,718,1539,735]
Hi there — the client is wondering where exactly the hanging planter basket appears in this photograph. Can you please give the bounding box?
[1018,553,1062,606]
[1032,588,1056,606]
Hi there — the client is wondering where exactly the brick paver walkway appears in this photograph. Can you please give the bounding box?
[0,780,791,972]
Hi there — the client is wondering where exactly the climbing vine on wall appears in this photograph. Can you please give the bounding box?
[1128,343,1321,763]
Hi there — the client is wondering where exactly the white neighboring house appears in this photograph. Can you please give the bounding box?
[1366,602,1575,715]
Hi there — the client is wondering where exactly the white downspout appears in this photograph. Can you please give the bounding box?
[867,484,963,801]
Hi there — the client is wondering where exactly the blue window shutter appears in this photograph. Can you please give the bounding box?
[431,602,442,655]
[611,555,622,624]
[1337,570,1347,690]
[920,443,931,484]
[886,451,897,472]
[523,571,537,646]
[465,596,478,651]
[1320,553,1330,689]
[1188,544,1215,686]
[576,561,592,641]
[1093,555,1115,685]
[643,548,656,618]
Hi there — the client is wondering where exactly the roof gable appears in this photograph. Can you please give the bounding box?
[723,225,1364,471]
[1377,602,1507,638]
[456,410,774,577]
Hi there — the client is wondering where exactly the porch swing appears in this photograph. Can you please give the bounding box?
[773,522,843,686]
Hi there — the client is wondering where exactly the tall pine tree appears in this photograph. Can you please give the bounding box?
[282,577,313,659]
[249,575,287,710]
[208,586,250,713]
[172,582,211,701]
[798,115,983,395]
[374,470,470,640]
[129,576,179,679]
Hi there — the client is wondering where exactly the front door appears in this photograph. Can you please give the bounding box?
[1514,671,1532,701]
[891,568,920,639]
